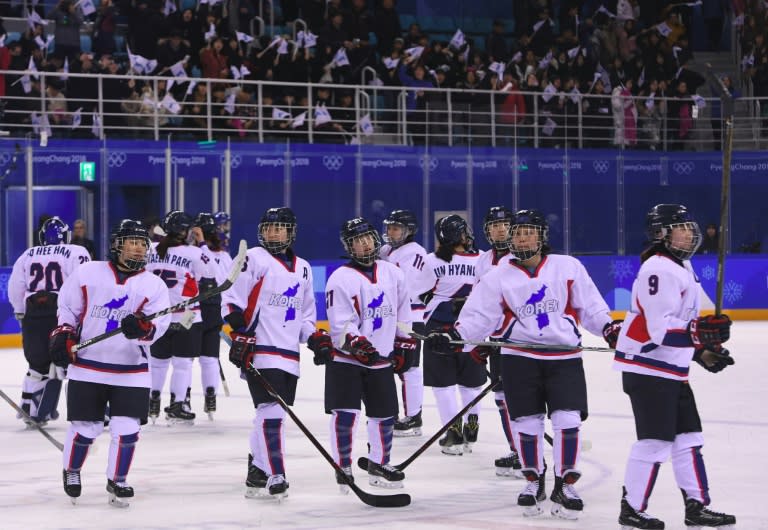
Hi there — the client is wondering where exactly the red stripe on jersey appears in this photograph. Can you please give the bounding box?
[136,297,149,314]
[563,278,579,324]
[626,299,652,343]
[79,285,88,323]
[493,299,516,336]
[181,272,199,297]
[352,295,361,318]
[243,276,265,327]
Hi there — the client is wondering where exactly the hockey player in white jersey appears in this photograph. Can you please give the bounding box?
[317,218,414,491]
[191,212,233,419]
[221,207,316,499]
[431,209,620,519]
[614,204,736,530]
[8,217,91,426]
[145,211,208,424]
[50,219,171,506]
[411,214,486,456]
[380,209,428,437]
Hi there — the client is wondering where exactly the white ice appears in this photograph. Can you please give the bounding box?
[1,322,766,530]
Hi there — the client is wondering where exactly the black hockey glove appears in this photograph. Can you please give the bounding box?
[343,334,380,366]
[693,346,734,374]
[425,325,463,354]
[49,324,78,367]
[391,337,418,374]
[229,332,257,370]
[602,319,623,349]
[688,314,731,348]
[307,329,334,365]
[469,345,499,365]
[121,312,155,340]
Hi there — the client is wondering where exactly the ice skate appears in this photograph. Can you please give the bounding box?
[106,479,134,508]
[335,466,354,495]
[619,487,665,529]
[203,387,216,420]
[62,469,81,505]
[517,466,546,517]
[165,401,195,425]
[462,413,479,453]
[550,471,583,520]
[244,455,268,498]
[148,390,160,424]
[438,420,464,455]
[393,410,422,437]
[367,461,405,489]
[266,474,289,501]
[495,450,524,478]
[683,491,736,529]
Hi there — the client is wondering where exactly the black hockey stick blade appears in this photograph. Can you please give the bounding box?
[72,240,248,354]
[0,387,64,451]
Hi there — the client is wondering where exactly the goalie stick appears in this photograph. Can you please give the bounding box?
[0,387,64,451]
[71,239,248,354]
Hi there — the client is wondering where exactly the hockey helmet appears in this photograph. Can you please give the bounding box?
[340,217,381,266]
[38,216,71,246]
[483,206,513,250]
[383,209,418,248]
[646,204,701,260]
[258,207,297,254]
[109,219,151,271]
[509,209,548,261]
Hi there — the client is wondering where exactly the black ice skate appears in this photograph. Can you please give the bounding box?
[165,401,195,425]
[62,469,81,504]
[438,420,465,455]
[517,465,547,517]
[148,390,161,424]
[106,479,134,508]
[204,387,216,420]
[619,487,665,529]
[550,471,583,520]
[266,474,289,500]
[393,410,422,437]
[495,450,524,478]
[683,490,736,528]
[335,466,354,495]
[367,460,405,489]
[462,413,479,453]
[245,453,268,498]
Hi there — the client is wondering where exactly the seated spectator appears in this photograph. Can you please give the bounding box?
[71,219,96,258]
[46,79,69,129]
[699,223,719,254]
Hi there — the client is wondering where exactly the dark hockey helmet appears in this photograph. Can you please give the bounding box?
[161,210,193,237]
[646,204,701,260]
[435,214,473,248]
[509,209,548,261]
[382,209,418,248]
[258,207,297,254]
[214,211,231,232]
[194,212,217,236]
[483,206,513,250]
[340,217,381,266]
[109,219,151,271]
[38,216,71,246]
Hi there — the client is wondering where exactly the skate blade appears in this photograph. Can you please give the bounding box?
[495,467,524,478]
[244,486,267,498]
[521,504,543,517]
[440,446,464,456]
[551,504,580,520]
[207,412,214,421]
[393,428,422,437]
[685,526,735,530]
[68,497,78,505]
[338,484,351,495]
[165,417,195,426]
[108,493,130,508]
[368,476,404,489]
[463,442,475,454]
[149,415,158,425]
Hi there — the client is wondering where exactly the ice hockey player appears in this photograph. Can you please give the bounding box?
[222,207,316,499]
[8,216,91,426]
[50,219,171,507]
[614,204,736,529]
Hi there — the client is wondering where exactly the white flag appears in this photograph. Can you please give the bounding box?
[449,29,465,50]
[78,0,96,16]
[567,46,580,59]
[71,107,82,129]
[31,112,41,135]
[359,113,373,136]
[186,81,197,96]
[230,65,242,80]
[532,19,545,34]
[691,94,706,109]
[597,5,616,18]
[224,93,236,114]
[303,31,318,48]
[655,22,672,37]
[314,105,332,126]
[145,59,158,74]
[291,111,307,129]
[235,31,254,43]
[26,10,48,29]
[489,61,505,77]
[161,93,181,114]
[35,35,46,49]
[684,0,702,5]
[170,60,187,77]
[60,56,69,80]
[0,34,6,48]
[645,94,655,110]
[272,107,291,120]
[28,56,39,79]
[333,48,349,67]
[569,87,581,104]
[673,46,682,59]
[21,75,32,94]
[383,56,400,69]
[538,51,553,70]
[405,46,424,59]
[542,117,556,136]
[733,14,744,26]
[541,83,557,102]
[239,65,251,77]
[40,113,52,137]
[277,39,289,54]
[204,23,216,42]
[163,0,176,16]
[511,51,522,63]
[91,112,102,138]
[638,67,645,87]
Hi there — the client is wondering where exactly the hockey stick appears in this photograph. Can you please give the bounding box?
[217,357,231,397]
[246,365,411,508]
[0,387,64,451]
[71,240,248,354]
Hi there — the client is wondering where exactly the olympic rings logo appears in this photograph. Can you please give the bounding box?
[592,160,609,173]
[323,155,344,171]
[673,162,694,175]
[107,152,127,168]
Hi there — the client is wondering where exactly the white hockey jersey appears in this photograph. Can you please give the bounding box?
[380,241,429,321]
[221,247,316,377]
[325,260,412,369]
[613,254,700,381]
[475,248,510,280]
[456,254,612,360]
[8,244,91,313]
[58,261,171,388]
[200,245,234,285]
[145,242,208,324]
[411,252,484,324]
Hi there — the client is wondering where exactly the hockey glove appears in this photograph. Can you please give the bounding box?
[49,324,78,367]
[688,314,731,348]
[229,332,257,370]
[469,345,499,365]
[343,334,380,366]
[693,346,734,374]
[425,325,463,354]
[121,312,155,340]
[307,329,335,366]
[392,337,418,374]
[602,319,623,349]
[224,311,247,333]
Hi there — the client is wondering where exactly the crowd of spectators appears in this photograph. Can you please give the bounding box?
[0,0,745,147]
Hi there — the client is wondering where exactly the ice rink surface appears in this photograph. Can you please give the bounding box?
[1,322,766,530]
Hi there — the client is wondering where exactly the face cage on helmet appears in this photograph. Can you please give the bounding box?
[510,224,546,261]
[258,222,296,254]
[662,221,702,261]
[484,220,512,250]
[344,230,382,266]
[114,235,151,271]
[382,221,412,248]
